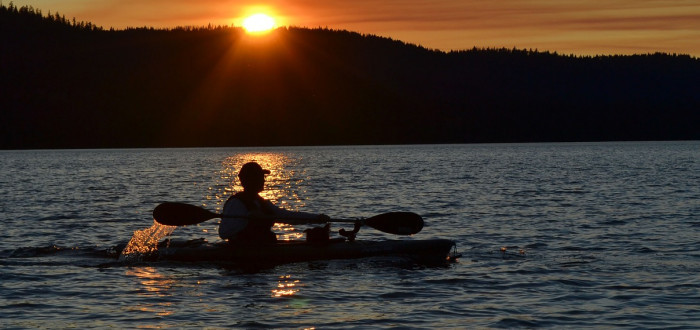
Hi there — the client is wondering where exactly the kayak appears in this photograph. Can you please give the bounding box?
[144,202,451,265]
[139,238,458,265]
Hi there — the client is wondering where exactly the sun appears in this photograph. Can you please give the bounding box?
[242,13,276,33]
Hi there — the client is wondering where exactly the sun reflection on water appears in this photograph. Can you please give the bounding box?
[209,152,310,241]
[276,223,305,241]
[272,275,301,298]
[126,267,175,296]
[125,267,176,316]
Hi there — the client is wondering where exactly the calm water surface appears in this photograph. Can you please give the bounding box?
[1,142,699,328]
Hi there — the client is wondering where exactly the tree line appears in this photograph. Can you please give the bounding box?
[2,3,699,149]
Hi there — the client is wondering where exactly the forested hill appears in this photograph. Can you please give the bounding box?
[2,4,699,149]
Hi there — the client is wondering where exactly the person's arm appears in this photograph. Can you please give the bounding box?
[264,200,329,225]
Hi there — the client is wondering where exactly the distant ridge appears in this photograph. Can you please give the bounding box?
[2,4,699,149]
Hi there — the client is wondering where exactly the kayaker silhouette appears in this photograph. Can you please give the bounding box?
[219,162,330,244]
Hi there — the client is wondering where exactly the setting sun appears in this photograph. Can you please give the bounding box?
[242,13,276,33]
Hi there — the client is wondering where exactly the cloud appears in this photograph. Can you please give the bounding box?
[286,0,700,31]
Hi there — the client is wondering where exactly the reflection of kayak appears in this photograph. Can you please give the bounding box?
[146,238,458,265]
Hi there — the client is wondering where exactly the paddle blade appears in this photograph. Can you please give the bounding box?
[153,202,220,226]
[365,212,424,235]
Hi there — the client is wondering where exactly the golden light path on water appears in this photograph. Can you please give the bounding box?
[272,275,301,298]
[216,154,310,301]
[124,267,176,317]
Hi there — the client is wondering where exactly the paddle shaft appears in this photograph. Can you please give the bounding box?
[189,206,360,223]
[153,202,423,235]
[219,213,360,223]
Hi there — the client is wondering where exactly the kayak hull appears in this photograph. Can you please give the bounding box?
[155,238,457,265]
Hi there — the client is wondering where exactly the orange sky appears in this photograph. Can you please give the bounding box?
[12,0,700,56]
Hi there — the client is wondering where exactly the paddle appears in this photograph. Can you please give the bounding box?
[152,202,423,235]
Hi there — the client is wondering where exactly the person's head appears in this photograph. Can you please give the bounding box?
[238,162,270,193]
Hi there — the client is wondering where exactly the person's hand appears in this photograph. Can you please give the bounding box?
[315,214,331,224]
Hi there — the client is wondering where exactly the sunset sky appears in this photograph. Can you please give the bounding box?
[11,0,700,56]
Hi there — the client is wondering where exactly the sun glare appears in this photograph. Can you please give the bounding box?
[242,13,276,33]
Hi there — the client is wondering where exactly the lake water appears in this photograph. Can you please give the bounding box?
[1,142,698,328]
